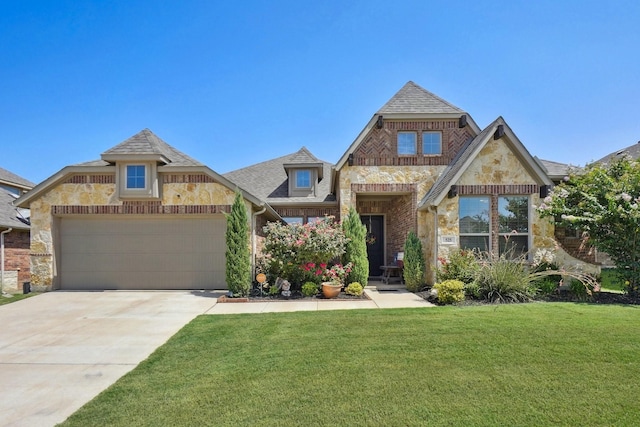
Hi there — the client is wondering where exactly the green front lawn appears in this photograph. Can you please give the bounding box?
[62,304,640,426]
[0,292,38,306]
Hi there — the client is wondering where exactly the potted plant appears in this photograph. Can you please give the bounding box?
[320,263,353,298]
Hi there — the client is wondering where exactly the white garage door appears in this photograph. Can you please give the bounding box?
[59,216,227,290]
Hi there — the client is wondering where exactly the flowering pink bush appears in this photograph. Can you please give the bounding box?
[260,217,350,284]
[300,261,353,284]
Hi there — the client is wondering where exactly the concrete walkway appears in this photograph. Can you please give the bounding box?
[0,286,432,427]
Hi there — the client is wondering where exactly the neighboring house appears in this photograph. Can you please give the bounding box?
[0,167,34,293]
[17,82,599,291]
[595,140,640,164]
[15,129,279,291]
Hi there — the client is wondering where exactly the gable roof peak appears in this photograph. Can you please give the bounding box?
[377,81,465,115]
[100,129,203,167]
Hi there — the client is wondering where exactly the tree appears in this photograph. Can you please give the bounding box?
[538,156,640,295]
[403,231,426,292]
[342,207,369,286]
[225,190,251,296]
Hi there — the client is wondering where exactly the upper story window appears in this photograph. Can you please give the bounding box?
[126,165,146,189]
[295,170,311,188]
[117,162,159,199]
[397,132,417,155]
[422,131,442,155]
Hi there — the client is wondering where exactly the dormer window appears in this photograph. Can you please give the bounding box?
[295,170,311,189]
[126,165,146,189]
[116,162,160,199]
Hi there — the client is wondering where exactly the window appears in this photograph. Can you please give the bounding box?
[498,196,529,256]
[422,131,442,155]
[295,170,311,188]
[458,195,530,256]
[459,196,490,252]
[397,132,417,155]
[126,165,146,189]
[283,217,303,225]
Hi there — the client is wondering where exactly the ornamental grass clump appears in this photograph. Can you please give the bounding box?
[474,253,537,303]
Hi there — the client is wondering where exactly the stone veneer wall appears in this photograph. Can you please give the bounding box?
[28,173,245,291]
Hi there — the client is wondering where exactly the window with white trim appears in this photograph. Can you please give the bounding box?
[283,217,303,225]
[422,131,442,155]
[397,132,417,155]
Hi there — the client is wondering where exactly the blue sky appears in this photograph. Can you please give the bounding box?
[2,1,639,184]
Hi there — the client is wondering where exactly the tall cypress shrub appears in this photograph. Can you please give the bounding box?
[225,190,251,296]
[403,231,425,292]
[342,207,369,286]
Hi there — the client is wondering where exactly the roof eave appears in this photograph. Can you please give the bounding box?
[14,165,117,208]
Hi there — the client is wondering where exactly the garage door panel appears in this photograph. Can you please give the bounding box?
[59,216,227,290]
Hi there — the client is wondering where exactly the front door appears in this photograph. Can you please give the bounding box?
[361,215,384,277]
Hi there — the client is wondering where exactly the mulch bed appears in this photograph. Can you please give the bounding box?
[414,289,640,306]
[219,290,370,303]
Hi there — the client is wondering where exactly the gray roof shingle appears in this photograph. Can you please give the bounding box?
[377,81,465,115]
[595,141,640,165]
[223,147,336,204]
[100,129,204,167]
[0,167,35,188]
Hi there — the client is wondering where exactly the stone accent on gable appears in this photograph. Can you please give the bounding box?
[352,120,473,166]
[458,140,536,185]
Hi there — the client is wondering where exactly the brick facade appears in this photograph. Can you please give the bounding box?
[352,120,473,166]
[2,229,30,286]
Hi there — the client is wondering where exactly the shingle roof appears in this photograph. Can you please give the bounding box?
[420,121,495,207]
[100,129,204,167]
[535,157,573,179]
[223,147,336,204]
[0,189,29,229]
[595,141,640,165]
[0,167,35,188]
[377,81,464,115]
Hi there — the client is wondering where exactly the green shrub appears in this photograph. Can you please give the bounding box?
[344,282,364,296]
[433,280,465,304]
[342,207,369,286]
[464,281,481,299]
[268,285,280,296]
[403,231,426,292]
[301,282,319,297]
[474,255,536,303]
[569,279,594,301]
[535,278,560,296]
[225,191,251,296]
[436,249,480,284]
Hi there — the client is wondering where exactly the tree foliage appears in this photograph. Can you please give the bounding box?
[342,207,369,286]
[538,156,640,295]
[225,191,251,296]
[403,231,426,292]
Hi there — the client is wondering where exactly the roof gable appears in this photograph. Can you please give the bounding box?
[101,129,203,167]
[418,117,553,209]
[377,81,464,115]
[223,147,335,204]
[335,81,480,170]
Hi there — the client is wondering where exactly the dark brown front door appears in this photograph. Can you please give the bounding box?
[361,215,384,277]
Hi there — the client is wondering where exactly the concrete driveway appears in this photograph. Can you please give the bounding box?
[0,291,219,427]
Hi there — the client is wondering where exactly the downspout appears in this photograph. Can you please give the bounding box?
[1,228,12,295]
[251,205,267,279]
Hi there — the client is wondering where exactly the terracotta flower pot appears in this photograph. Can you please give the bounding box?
[321,282,342,299]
